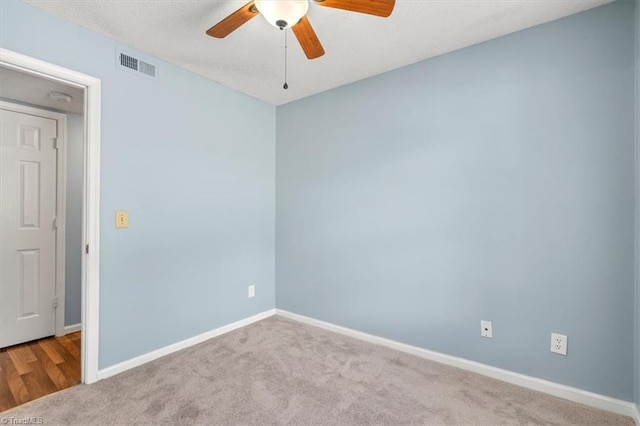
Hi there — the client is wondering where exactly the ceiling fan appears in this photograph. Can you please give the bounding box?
[205,0,396,60]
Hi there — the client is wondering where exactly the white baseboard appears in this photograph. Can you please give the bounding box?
[276,309,636,419]
[97,309,276,381]
[633,403,639,425]
[64,323,81,334]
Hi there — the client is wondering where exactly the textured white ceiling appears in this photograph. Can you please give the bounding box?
[0,66,84,114]
[23,0,611,105]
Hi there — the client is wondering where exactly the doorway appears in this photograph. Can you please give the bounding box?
[0,71,84,410]
[0,48,101,406]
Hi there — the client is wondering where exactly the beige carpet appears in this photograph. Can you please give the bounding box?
[2,316,633,425]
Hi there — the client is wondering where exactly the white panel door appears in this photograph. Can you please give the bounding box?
[0,109,57,348]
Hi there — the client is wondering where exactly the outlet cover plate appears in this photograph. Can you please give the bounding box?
[248,285,255,298]
[551,333,567,356]
[481,320,492,338]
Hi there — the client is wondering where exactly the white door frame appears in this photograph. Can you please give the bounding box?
[0,100,68,339]
[0,48,101,384]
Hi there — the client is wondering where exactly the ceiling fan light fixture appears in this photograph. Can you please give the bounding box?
[254,0,309,29]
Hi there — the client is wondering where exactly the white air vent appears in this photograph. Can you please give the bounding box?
[116,49,156,78]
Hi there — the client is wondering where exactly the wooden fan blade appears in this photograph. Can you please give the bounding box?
[292,16,325,60]
[313,0,395,17]
[206,1,259,38]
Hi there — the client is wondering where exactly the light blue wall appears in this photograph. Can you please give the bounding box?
[65,113,83,327]
[276,1,636,401]
[1,0,276,369]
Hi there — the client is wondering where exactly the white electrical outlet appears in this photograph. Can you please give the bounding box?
[248,285,255,298]
[480,320,492,338]
[550,333,567,356]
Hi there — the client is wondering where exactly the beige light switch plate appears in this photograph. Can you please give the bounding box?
[115,210,128,228]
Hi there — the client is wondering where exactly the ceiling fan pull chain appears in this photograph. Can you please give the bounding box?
[283,28,289,90]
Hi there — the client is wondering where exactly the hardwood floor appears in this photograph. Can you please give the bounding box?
[0,332,81,412]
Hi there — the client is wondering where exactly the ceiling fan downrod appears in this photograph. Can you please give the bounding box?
[283,28,289,90]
